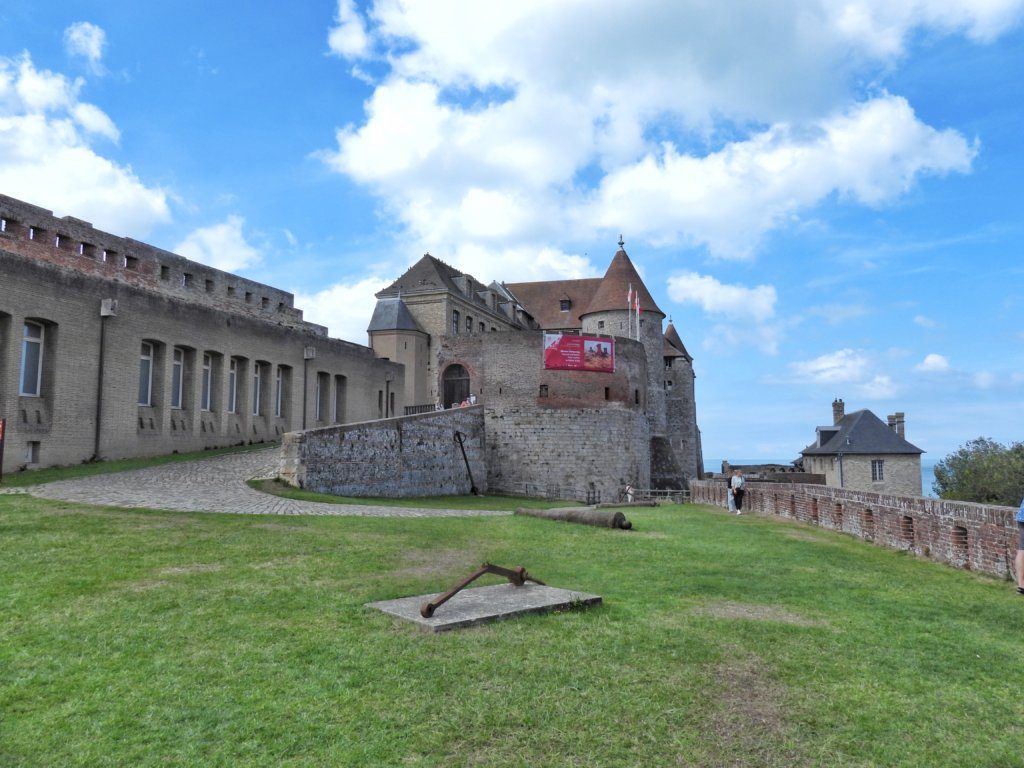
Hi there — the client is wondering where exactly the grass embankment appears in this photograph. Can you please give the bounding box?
[0,442,274,488]
[249,478,578,510]
[1,496,1023,766]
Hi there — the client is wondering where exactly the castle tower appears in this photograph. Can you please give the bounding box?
[367,296,430,408]
[664,320,702,480]
[580,242,691,489]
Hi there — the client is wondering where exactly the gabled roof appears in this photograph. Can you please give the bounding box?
[366,297,425,333]
[664,322,692,361]
[801,409,924,456]
[377,253,487,298]
[503,277,602,330]
[582,248,663,317]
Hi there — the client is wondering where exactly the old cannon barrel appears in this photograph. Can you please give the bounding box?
[514,506,632,530]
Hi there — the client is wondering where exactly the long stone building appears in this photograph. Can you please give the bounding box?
[0,194,403,474]
[2,193,702,498]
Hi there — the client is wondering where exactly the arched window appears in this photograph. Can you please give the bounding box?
[442,364,470,408]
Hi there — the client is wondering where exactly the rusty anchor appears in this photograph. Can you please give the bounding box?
[420,563,545,618]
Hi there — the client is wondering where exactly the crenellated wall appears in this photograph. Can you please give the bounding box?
[691,480,1017,578]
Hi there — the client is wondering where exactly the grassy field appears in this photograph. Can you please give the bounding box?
[2,493,1023,767]
[249,478,581,511]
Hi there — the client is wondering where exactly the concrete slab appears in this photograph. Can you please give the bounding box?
[367,583,602,632]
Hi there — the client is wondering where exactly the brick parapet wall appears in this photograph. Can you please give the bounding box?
[279,405,485,498]
[0,194,321,333]
[691,479,1017,577]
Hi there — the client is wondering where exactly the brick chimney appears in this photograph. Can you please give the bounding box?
[894,412,905,438]
[832,398,845,424]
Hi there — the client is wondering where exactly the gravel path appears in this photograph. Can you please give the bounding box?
[27,448,511,518]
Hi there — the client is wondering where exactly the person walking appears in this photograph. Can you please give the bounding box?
[730,469,746,515]
[1016,495,1024,595]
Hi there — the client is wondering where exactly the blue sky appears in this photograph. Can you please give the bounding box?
[1,1,1022,463]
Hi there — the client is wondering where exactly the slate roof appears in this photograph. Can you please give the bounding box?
[664,322,692,361]
[377,254,488,298]
[801,409,924,456]
[503,278,602,330]
[582,248,663,316]
[366,297,425,333]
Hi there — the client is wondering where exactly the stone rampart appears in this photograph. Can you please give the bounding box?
[691,480,1017,578]
[279,406,485,497]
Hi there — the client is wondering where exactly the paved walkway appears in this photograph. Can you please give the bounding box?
[27,448,511,518]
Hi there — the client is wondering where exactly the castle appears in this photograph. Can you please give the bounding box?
[1,193,701,497]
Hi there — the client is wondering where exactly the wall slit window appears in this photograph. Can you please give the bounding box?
[201,354,213,411]
[170,348,184,409]
[138,342,154,406]
[228,359,238,413]
[19,322,44,396]
[252,363,262,416]
[275,366,284,417]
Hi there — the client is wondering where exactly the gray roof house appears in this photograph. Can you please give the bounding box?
[801,399,924,496]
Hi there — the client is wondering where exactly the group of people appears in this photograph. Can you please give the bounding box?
[434,393,478,411]
[727,469,745,514]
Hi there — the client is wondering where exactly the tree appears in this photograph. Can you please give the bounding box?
[933,437,1024,507]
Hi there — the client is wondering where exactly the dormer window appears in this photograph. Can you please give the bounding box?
[560,299,571,312]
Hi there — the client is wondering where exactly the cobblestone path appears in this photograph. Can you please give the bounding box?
[27,448,511,518]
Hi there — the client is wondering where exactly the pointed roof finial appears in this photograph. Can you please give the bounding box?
[618,234,625,250]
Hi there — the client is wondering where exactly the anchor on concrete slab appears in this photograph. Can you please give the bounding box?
[420,563,545,618]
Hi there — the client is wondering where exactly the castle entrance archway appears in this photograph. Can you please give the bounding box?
[442,364,470,408]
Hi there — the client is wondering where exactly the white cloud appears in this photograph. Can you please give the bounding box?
[174,216,260,272]
[913,314,938,328]
[915,353,950,372]
[973,370,996,389]
[319,2,996,264]
[63,22,107,73]
[295,277,391,344]
[807,303,869,325]
[327,0,372,59]
[0,53,168,234]
[667,272,776,322]
[856,374,899,399]
[792,349,871,384]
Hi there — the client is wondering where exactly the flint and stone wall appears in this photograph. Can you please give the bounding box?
[438,332,651,502]
[692,480,1017,578]
[279,406,485,497]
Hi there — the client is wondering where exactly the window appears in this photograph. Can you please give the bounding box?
[227,359,238,413]
[316,372,330,422]
[275,366,284,417]
[181,273,193,288]
[597,321,605,329]
[539,384,548,398]
[378,389,384,418]
[205,279,214,293]
[871,460,885,482]
[389,391,395,417]
[479,322,485,333]
[560,299,571,311]
[466,315,473,333]
[452,310,460,335]
[19,322,44,396]
[664,359,673,369]
[124,255,139,270]
[26,441,40,464]
[252,363,262,416]
[138,342,154,406]
[160,265,170,280]
[245,291,253,304]
[201,354,213,411]
[170,348,184,409]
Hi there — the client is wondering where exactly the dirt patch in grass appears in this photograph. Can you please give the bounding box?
[390,547,482,580]
[703,655,804,767]
[157,563,225,576]
[123,579,171,592]
[250,555,311,570]
[698,601,829,628]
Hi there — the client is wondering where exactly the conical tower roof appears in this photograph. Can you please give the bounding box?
[664,322,692,361]
[581,245,663,317]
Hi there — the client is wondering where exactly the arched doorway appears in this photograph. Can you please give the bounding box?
[442,364,470,408]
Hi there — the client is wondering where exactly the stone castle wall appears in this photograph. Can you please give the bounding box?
[279,406,485,497]
[691,479,1017,578]
[1,195,404,474]
[439,332,651,501]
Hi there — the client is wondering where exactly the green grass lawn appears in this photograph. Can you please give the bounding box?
[0,441,274,488]
[2,495,1022,767]
[248,478,581,510]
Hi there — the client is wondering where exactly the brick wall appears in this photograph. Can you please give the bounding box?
[691,480,1017,578]
[279,406,486,497]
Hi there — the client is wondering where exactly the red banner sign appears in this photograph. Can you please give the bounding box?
[543,333,615,372]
